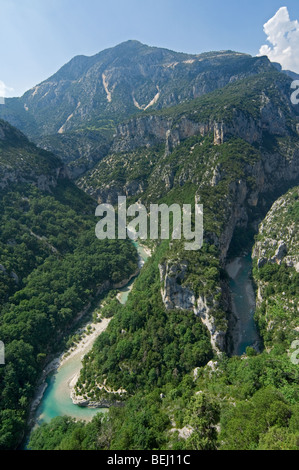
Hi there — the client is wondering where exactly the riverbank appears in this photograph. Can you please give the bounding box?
[28,317,111,426]
[29,240,151,428]
[59,317,111,367]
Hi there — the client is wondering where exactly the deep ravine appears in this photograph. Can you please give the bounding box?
[28,242,149,433]
[27,244,261,447]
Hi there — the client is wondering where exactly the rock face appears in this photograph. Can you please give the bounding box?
[159,262,226,353]
[215,142,299,262]
[252,187,299,273]
[252,186,299,345]
[111,88,295,154]
[112,116,210,154]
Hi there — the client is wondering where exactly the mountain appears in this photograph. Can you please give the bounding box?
[0,41,276,177]
[79,70,299,209]
[1,41,299,451]
[78,69,299,268]
[69,68,299,413]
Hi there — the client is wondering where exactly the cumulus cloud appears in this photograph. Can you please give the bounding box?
[0,80,14,100]
[259,6,299,73]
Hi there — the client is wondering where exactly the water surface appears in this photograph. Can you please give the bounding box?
[226,254,261,355]
[34,241,149,425]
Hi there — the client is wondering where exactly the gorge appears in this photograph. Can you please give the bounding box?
[0,40,298,451]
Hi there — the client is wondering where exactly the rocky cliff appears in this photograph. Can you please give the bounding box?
[159,261,226,353]
[77,70,299,356]
[252,186,299,347]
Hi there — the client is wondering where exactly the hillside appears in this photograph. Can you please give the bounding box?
[252,186,299,348]
[79,70,299,207]
[0,120,138,449]
[28,186,299,452]
[68,69,299,411]
[0,119,65,190]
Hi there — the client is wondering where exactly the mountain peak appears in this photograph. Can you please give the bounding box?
[0,41,279,173]
[115,39,144,47]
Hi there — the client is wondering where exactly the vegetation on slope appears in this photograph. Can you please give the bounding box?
[252,186,299,348]
[2,52,299,451]
[0,122,138,449]
[28,348,299,450]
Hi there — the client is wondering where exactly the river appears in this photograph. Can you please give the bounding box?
[32,241,149,427]
[31,246,258,433]
[226,253,261,356]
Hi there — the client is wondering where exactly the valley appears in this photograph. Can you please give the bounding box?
[0,40,298,451]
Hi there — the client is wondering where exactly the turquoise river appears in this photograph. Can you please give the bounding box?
[30,246,259,437]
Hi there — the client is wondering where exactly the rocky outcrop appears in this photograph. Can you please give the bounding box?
[252,187,299,346]
[70,372,125,408]
[254,238,299,273]
[71,390,124,409]
[216,143,299,262]
[252,187,299,273]
[159,261,226,353]
[111,97,295,156]
[112,115,218,154]
[71,395,123,408]
[0,162,68,191]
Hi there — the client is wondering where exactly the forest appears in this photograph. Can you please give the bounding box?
[0,180,138,449]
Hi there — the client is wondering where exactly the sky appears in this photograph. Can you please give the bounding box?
[1,0,299,98]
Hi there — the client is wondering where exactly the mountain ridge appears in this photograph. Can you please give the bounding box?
[0,41,277,177]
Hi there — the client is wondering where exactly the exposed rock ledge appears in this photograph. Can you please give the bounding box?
[113,267,140,289]
[69,373,124,408]
[159,261,226,353]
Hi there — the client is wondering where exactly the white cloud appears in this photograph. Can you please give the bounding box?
[0,80,14,98]
[258,6,299,73]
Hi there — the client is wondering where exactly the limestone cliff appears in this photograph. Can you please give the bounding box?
[252,186,299,347]
[159,261,226,353]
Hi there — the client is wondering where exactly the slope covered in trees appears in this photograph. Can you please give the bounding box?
[0,122,138,449]
[29,145,299,450]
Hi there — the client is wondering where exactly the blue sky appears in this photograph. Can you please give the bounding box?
[1,0,299,97]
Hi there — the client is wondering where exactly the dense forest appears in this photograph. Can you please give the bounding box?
[0,179,138,449]
[29,350,299,450]
[28,187,299,451]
